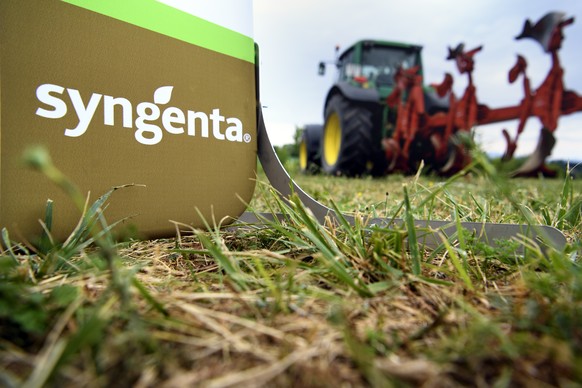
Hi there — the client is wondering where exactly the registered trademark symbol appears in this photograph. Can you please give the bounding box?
[243,133,252,143]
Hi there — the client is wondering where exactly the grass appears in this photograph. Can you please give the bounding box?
[1,147,581,387]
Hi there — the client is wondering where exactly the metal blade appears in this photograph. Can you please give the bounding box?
[250,107,567,253]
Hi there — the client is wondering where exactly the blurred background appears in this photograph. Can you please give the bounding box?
[253,0,582,163]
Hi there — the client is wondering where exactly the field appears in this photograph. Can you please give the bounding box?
[1,150,581,387]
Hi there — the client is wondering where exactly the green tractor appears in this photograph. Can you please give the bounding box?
[299,39,448,176]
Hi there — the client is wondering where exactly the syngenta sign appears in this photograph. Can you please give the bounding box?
[2,0,258,241]
[35,84,251,145]
[32,0,256,146]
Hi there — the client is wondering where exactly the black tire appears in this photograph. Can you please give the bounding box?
[299,124,322,174]
[321,94,383,176]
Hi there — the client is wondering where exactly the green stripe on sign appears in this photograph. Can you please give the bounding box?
[61,0,255,63]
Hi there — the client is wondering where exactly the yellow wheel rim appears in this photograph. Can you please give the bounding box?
[324,113,341,166]
[299,140,308,170]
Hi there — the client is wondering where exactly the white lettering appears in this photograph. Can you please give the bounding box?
[65,88,102,137]
[135,102,162,145]
[225,117,243,142]
[36,84,67,119]
[162,107,185,134]
[210,108,225,140]
[104,96,132,128]
[34,83,250,145]
[187,111,209,137]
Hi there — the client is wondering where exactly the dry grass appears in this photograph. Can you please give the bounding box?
[1,151,581,387]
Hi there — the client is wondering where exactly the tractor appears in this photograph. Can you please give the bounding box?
[299,12,582,177]
[300,39,448,176]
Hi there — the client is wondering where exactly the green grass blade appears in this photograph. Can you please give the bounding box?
[37,199,55,254]
[1,228,20,265]
[403,186,421,276]
[196,232,248,292]
[132,278,169,316]
[440,234,474,291]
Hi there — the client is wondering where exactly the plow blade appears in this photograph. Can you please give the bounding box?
[511,127,556,177]
[439,141,471,175]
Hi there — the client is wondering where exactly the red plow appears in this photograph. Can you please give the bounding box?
[383,12,582,176]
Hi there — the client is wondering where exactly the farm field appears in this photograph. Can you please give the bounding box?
[1,154,581,387]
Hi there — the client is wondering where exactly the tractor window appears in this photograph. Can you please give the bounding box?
[361,45,420,86]
[338,50,356,81]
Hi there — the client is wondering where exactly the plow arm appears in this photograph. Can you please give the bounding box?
[476,105,527,126]
[424,104,526,129]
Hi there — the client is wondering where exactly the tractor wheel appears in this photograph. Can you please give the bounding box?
[321,95,381,176]
[299,124,322,174]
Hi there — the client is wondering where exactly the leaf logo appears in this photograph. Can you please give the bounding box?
[153,86,173,104]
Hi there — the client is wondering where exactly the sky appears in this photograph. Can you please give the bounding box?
[253,0,582,162]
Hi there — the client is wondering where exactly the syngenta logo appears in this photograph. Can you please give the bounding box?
[35,84,252,145]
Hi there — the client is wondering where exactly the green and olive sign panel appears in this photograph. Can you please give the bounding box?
[0,0,257,240]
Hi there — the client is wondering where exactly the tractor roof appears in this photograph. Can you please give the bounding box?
[338,39,422,59]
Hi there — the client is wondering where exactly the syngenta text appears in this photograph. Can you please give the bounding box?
[35,84,251,145]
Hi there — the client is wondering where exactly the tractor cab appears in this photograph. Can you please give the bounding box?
[319,40,423,99]
[302,39,447,177]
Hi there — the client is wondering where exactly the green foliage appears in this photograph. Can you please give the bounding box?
[274,125,303,165]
